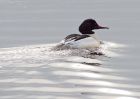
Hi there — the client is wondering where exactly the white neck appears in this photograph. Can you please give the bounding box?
[89,34,100,43]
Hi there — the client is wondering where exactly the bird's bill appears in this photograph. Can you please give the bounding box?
[98,25,109,29]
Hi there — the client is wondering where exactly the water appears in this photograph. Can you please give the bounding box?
[0,0,140,99]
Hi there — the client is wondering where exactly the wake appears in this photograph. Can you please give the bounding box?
[0,41,126,66]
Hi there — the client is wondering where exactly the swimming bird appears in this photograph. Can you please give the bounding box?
[57,19,109,50]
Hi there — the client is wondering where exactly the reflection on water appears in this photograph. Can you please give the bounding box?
[0,42,140,99]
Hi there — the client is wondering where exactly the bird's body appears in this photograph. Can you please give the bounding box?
[61,34,100,49]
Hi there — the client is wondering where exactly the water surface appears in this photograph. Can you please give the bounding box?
[0,0,140,99]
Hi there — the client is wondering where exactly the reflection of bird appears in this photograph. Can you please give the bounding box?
[61,19,109,49]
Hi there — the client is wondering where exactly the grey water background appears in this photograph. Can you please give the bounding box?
[0,0,140,99]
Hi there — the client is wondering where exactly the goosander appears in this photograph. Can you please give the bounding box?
[57,19,109,50]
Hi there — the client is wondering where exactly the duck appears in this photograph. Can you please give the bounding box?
[56,19,109,50]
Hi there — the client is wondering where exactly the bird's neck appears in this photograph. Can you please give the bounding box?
[89,34,100,43]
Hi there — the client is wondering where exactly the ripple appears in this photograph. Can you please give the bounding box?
[0,42,139,99]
